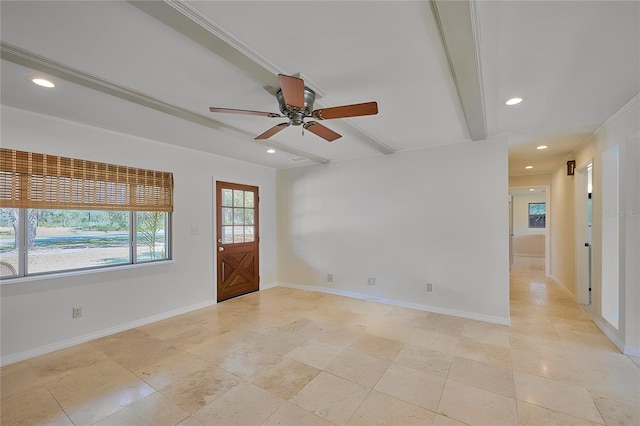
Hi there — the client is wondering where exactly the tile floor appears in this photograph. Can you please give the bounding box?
[1,257,639,425]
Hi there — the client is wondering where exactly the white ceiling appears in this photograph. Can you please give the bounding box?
[1,1,638,173]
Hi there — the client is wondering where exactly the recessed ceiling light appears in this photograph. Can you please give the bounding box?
[31,78,55,88]
[529,188,535,191]
[505,97,523,106]
[537,145,548,150]
[525,165,533,169]
[266,149,276,154]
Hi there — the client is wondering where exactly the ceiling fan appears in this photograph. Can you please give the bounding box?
[209,74,378,142]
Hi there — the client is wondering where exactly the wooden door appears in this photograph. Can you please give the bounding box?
[216,181,259,302]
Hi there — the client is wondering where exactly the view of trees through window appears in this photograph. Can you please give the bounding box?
[528,202,546,228]
[0,208,169,278]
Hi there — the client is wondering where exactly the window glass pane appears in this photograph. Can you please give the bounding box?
[528,203,546,228]
[223,226,233,243]
[233,190,244,207]
[136,211,168,262]
[222,207,233,225]
[222,189,233,207]
[28,209,130,274]
[234,208,244,225]
[245,226,255,242]
[0,208,19,277]
[245,191,254,208]
[245,209,254,225]
[234,226,244,243]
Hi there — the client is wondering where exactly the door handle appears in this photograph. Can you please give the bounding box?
[218,247,224,252]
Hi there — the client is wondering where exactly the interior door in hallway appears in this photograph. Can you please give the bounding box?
[216,181,259,302]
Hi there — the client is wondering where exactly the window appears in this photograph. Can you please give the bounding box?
[0,149,173,279]
[529,202,546,228]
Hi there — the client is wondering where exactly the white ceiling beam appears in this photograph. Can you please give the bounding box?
[127,0,394,155]
[431,0,487,141]
[0,42,330,164]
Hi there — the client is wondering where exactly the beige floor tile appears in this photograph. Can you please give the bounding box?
[350,334,404,362]
[326,348,389,388]
[517,400,603,425]
[590,389,640,426]
[447,356,515,398]
[176,416,205,426]
[364,318,415,343]
[348,390,436,426]
[44,358,155,425]
[159,365,241,413]
[351,300,395,318]
[216,344,280,379]
[460,323,511,348]
[514,371,604,424]
[0,360,44,396]
[437,380,518,426]
[511,348,583,384]
[431,414,469,426]
[186,331,248,362]
[0,386,73,426]
[161,325,225,351]
[249,356,320,400]
[393,344,454,378]
[90,329,181,372]
[134,351,209,390]
[27,343,111,384]
[416,313,466,337]
[312,323,366,348]
[93,392,189,426]
[192,381,285,426]
[454,337,512,369]
[263,401,333,426]
[290,372,369,426]
[408,328,459,354]
[374,363,445,411]
[285,339,345,370]
[250,327,310,356]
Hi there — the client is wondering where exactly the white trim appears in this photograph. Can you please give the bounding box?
[275,282,510,326]
[592,93,640,137]
[590,313,626,354]
[0,299,216,367]
[623,345,640,357]
[513,253,545,258]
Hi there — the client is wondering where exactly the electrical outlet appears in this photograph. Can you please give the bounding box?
[327,273,333,283]
[367,277,376,286]
[426,283,433,292]
[72,307,82,318]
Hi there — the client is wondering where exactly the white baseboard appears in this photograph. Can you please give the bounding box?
[623,345,640,357]
[274,282,510,326]
[0,299,217,367]
[589,312,626,354]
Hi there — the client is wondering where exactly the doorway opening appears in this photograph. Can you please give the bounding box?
[508,186,550,277]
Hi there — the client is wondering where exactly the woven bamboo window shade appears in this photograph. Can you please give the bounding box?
[0,148,173,212]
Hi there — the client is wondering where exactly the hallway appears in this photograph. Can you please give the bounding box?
[1,257,639,425]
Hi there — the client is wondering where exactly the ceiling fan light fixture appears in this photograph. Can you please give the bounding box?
[505,97,523,106]
[31,77,55,88]
[266,149,276,154]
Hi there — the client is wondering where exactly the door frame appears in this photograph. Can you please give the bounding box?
[212,177,261,302]
[575,159,593,305]
[508,185,551,277]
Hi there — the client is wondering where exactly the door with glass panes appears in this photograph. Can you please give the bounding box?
[216,181,259,301]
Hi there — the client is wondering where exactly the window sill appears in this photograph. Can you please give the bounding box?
[0,260,175,286]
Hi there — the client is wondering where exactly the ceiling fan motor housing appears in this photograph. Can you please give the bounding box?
[277,87,316,126]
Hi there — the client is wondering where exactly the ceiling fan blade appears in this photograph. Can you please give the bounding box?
[255,122,290,140]
[311,101,378,120]
[278,74,305,109]
[303,121,342,142]
[209,107,281,118]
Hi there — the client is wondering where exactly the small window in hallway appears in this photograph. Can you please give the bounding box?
[528,202,546,228]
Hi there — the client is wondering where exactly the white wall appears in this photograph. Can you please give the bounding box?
[0,107,277,364]
[277,136,510,324]
[512,192,546,257]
